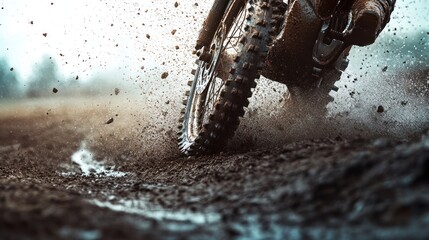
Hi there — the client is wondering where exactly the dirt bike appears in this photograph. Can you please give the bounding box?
[178,0,356,155]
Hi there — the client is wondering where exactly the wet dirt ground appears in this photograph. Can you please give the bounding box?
[1,98,429,240]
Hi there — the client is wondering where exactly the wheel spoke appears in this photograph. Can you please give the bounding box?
[224,8,247,50]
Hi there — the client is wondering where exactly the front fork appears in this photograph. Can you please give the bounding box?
[195,0,231,50]
[194,0,246,63]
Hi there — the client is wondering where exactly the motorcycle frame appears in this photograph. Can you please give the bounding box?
[195,0,352,86]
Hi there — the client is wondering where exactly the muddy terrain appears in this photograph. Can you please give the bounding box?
[0,0,428,238]
[0,97,428,240]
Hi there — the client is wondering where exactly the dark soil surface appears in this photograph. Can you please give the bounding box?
[1,98,429,240]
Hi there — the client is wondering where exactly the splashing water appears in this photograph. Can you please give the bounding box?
[71,142,127,177]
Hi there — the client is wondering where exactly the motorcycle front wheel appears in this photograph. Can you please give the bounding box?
[178,0,274,156]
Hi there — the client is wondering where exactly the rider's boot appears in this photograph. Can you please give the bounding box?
[346,0,396,46]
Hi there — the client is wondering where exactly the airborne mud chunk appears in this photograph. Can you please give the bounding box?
[106,118,114,124]
[161,72,169,79]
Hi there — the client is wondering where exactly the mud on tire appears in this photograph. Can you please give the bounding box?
[285,51,350,117]
[178,0,274,156]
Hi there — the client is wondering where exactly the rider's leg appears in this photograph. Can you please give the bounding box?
[346,0,396,46]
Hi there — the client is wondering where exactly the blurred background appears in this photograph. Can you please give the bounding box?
[0,0,428,156]
[0,0,203,97]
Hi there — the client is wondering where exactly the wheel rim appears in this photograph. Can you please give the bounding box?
[186,3,249,142]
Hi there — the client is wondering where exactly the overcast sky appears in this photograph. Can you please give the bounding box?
[0,0,205,83]
[0,0,427,83]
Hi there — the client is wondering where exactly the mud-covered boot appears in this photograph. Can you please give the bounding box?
[346,0,395,46]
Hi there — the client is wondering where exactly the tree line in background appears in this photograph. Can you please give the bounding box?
[0,56,121,100]
[0,58,19,99]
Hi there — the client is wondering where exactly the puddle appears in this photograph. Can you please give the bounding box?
[90,198,221,225]
[68,141,127,177]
